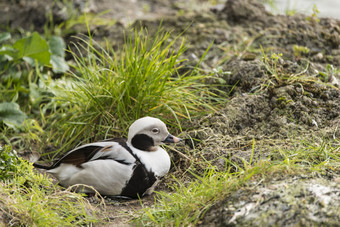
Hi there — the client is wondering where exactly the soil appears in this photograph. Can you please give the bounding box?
[1,0,340,226]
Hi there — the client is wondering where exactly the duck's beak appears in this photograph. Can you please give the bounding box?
[162,134,182,144]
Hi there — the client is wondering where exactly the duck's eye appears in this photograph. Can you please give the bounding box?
[151,128,160,134]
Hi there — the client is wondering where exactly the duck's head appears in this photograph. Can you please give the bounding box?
[127,117,181,151]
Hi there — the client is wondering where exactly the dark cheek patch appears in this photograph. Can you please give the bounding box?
[131,134,155,151]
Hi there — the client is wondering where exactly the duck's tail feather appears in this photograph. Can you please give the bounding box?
[33,162,53,170]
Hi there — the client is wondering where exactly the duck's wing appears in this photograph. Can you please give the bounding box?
[52,144,104,168]
[36,138,135,169]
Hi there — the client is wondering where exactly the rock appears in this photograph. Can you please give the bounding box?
[200,177,340,226]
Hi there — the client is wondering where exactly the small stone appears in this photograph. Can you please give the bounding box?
[242,53,256,61]
[315,52,323,60]
[296,87,303,94]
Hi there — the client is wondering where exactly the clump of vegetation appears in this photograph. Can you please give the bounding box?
[259,46,321,89]
[0,145,101,226]
[318,64,340,83]
[293,45,310,58]
[44,27,223,156]
[306,4,320,23]
[0,31,68,133]
[0,145,21,181]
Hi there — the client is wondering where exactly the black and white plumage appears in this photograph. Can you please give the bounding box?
[33,117,181,198]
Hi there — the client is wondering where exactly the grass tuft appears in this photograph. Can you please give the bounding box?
[271,138,340,171]
[45,27,223,156]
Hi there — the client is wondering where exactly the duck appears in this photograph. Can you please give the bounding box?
[33,116,181,199]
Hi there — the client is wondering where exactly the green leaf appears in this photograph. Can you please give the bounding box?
[49,36,66,58]
[50,55,69,73]
[13,32,51,65]
[0,46,18,59]
[49,35,69,73]
[0,102,27,127]
[0,32,11,43]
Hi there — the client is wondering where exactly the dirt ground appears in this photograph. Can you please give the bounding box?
[1,0,340,226]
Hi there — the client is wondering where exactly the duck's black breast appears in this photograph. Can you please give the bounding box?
[118,141,157,198]
[121,161,157,198]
